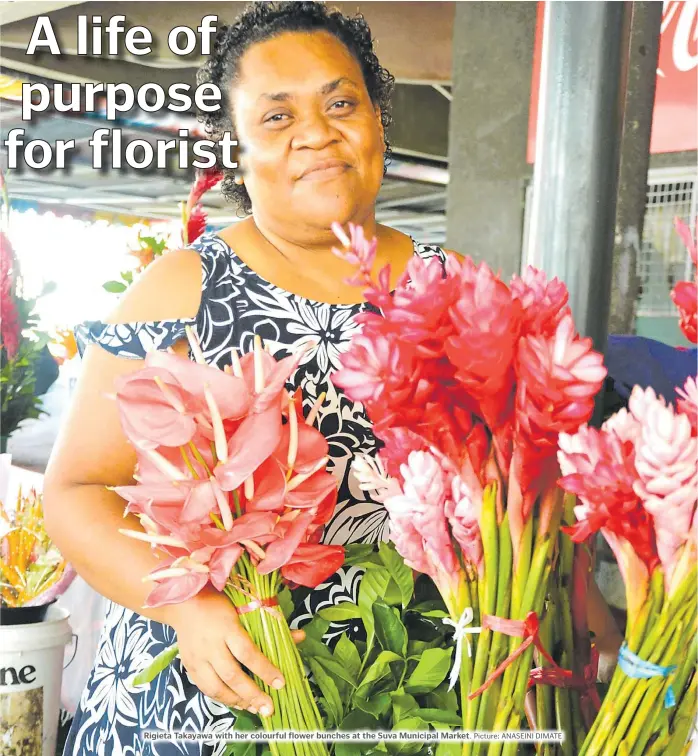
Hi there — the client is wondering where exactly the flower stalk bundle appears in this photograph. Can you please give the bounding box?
[114,330,344,756]
[331,225,606,751]
[559,378,697,756]
[0,487,76,607]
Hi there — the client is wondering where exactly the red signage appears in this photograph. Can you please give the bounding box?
[527,0,698,162]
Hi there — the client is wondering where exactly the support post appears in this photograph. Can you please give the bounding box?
[526,1,632,352]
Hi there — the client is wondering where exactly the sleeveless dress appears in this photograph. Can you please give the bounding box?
[63,232,446,756]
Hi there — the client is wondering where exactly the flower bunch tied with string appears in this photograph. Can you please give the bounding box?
[331,224,607,752]
[113,329,342,756]
[559,375,697,756]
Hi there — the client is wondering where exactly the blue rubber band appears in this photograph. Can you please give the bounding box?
[617,642,677,708]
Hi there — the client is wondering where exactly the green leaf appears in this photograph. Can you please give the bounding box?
[339,709,380,731]
[436,743,462,756]
[334,635,362,681]
[277,586,294,621]
[412,708,462,726]
[308,658,343,727]
[378,542,414,608]
[221,742,256,756]
[386,717,426,755]
[298,636,334,663]
[404,647,453,696]
[121,270,134,284]
[131,643,179,686]
[390,692,419,723]
[373,601,408,656]
[318,603,362,621]
[354,693,392,719]
[314,655,358,689]
[302,616,331,642]
[356,650,402,699]
[232,709,262,730]
[424,683,458,713]
[335,745,366,756]
[409,600,447,614]
[342,543,378,566]
[359,567,392,648]
[103,280,127,293]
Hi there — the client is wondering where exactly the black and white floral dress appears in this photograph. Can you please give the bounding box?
[64,232,446,756]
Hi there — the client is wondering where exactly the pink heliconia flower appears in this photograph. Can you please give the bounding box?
[446,476,484,575]
[384,451,463,597]
[677,376,698,435]
[510,266,571,337]
[281,543,345,588]
[631,385,697,587]
[114,367,203,449]
[671,217,697,344]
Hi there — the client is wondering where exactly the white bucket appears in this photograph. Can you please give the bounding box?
[0,605,72,756]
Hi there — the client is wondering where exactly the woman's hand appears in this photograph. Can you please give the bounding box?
[165,587,305,715]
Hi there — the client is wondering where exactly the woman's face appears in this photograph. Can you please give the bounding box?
[231,31,386,234]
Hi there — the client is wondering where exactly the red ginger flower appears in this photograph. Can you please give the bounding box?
[446,257,522,442]
[515,313,607,513]
[671,217,697,344]
[557,425,658,572]
[510,266,571,337]
[0,231,20,359]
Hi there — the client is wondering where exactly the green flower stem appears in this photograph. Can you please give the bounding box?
[601,603,693,756]
[580,569,664,755]
[488,498,563,756]
[464,484,499,744]
[472,514,513,756]
[226,558,328,756]
[558,502,584,749]
[535,587,555,743]
[582,592,696,756]
[665,677,697,755]
[631,625,697,756]
[510,516,533,620]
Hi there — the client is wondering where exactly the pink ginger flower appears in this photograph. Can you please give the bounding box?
[557,423,658,619]
[677,376,698,435]
[671,217,697,344]
[384,451,463,600]
[630,385,697,588]
[446,476,484,575]
[0,231,20,359]
[515,314,607,510]
[510,266,571,337]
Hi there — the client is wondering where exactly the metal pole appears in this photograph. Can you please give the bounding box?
[526,1,632,352]
[609,2,663,335]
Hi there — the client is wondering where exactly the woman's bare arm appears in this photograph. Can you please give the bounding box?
[43,249,290,716]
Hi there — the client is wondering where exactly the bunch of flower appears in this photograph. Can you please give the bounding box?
[559,378,697,756]
[671,217,697,344]
[0,487,75,608]
[331,224,606,750]
[114,328,342,755]
[0,173,53,444]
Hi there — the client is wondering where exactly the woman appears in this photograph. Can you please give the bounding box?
[45,4,621,754]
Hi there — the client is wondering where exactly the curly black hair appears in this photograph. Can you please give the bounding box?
[196,1,395,215]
